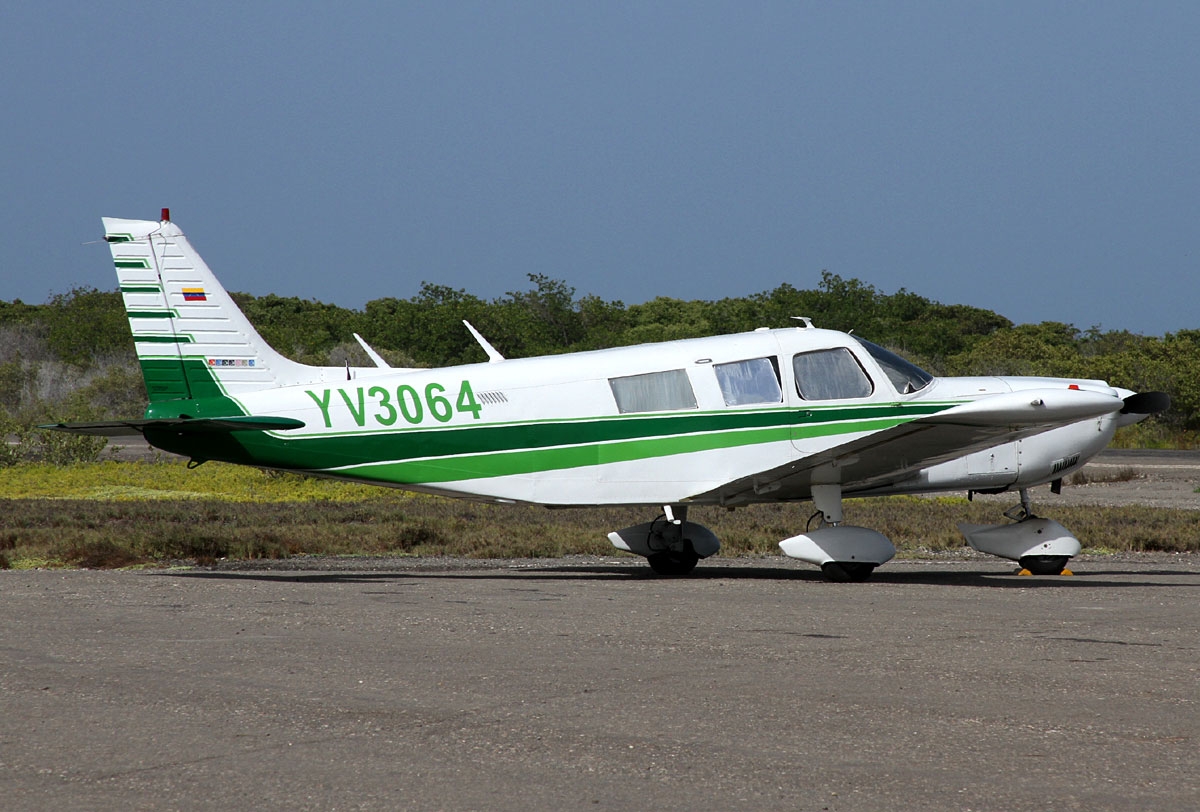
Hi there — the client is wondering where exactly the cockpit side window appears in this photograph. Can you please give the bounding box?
[856,339,933,394]
[713,357,783,406]
[609,369,698,414]
[792,348,873,400]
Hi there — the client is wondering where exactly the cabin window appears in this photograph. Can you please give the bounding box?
[609,369,698,414]
[714,357,782,406]
[793,348,873,400]
[856,338,933,394]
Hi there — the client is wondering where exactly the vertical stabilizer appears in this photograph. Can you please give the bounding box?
[103,215,310,403]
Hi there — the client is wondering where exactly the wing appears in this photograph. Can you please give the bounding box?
[693,387,1123,504]
[40,415,305,437]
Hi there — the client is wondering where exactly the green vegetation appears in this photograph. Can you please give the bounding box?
[357,272,1198,449]
[0,462,1195,570]
[2,273,1194,465]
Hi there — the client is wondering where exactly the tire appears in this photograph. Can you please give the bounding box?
[820,561,876,582]
[647,551,699,576]
[1019,555,1071,575]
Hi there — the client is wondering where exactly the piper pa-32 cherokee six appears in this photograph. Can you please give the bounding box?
[49,211,1169,581]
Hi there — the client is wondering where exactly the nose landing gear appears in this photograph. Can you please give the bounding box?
[958,489,1081,575]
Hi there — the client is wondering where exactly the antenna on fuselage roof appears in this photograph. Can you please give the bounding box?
[791,316,815,328]
[463,320,505,363]
[353,333,392,369]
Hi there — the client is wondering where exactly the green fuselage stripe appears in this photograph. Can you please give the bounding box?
[311,402,940,455]
[333,417,908,484]
[147,404,940,484]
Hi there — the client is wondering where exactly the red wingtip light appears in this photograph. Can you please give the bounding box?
[161,207,170,222]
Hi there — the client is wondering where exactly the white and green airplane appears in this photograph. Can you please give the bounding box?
[49,211,1169,580]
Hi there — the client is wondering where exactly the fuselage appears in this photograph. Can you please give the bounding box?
[142,326,1121,506]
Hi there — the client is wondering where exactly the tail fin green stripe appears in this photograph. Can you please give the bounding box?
[137,358,239,406]
[140,359,191,400]
[136,335,193,344]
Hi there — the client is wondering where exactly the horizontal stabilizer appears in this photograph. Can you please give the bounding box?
[41,415,305,437]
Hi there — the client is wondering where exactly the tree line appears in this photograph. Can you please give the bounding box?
[1,272,1195,462]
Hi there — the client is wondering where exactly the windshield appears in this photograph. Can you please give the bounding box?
[856,339,933,394]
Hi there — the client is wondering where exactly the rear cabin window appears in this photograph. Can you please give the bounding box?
[609,369,698,414]
[793,348,873,400]
[714,357,782,406]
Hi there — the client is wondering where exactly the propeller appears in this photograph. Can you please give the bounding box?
[1120,391,1171,415]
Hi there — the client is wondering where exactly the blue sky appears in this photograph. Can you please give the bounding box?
[2,2,1196,336]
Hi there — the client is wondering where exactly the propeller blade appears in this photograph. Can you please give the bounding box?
[1120,391,1171,415]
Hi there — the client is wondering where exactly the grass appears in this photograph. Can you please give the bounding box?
[1,461,1198,569]
[0,460,389,501]
[1110,423,1200,450]
[1068,466,1140,486]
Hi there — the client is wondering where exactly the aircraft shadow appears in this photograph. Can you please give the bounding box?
[158,563,1199,590]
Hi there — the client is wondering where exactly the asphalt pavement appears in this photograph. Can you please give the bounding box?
[2,556,1198,811]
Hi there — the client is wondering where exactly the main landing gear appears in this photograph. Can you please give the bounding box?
[608,505,720,577]
[608,490,898,582]
[958,489,1081,576]
[776,484,896,582]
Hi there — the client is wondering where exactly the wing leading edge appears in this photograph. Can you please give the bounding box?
[695,387,1124,504]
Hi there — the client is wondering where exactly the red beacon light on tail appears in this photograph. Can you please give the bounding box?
[160,207,170,222]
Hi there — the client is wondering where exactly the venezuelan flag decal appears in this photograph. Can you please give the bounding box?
[182,288,207,301]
